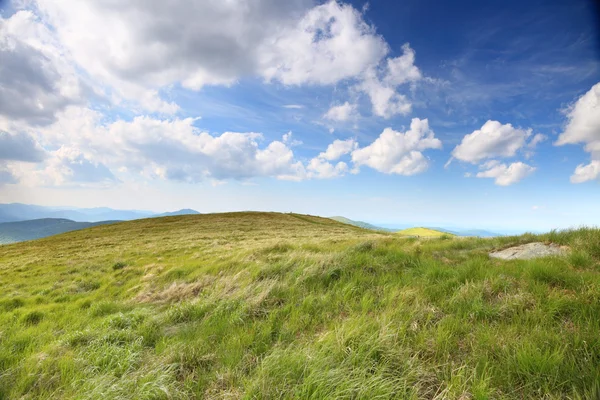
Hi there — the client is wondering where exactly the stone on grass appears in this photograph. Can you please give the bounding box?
[489,242,567,260]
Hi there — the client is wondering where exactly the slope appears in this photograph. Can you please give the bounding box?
[0,218,118,244]
[0,212,599,399]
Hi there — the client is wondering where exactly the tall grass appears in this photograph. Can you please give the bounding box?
[0,213,598,399]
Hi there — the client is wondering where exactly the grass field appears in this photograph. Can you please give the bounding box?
[0,212,599,399]
[397,227,452,238]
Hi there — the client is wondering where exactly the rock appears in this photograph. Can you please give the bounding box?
[489,242,567,260]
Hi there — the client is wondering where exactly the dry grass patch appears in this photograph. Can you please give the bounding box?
[135,278,215,303]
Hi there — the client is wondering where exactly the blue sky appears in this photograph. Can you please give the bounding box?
[0,0,599,231]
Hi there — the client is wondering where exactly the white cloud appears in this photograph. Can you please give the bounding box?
[33,0,310,111]
[556,82,600,183]
[282,131,303,147]
[528,133,547,148]
[40,146,117,186]
[319,138,357,161]
[24,0,423,118]
[451,120,532,164]
[0,10,86,124]
[476,162,535,186]
[323,102,358,122]
[570,161,600,184]
[478,160,501,170]
[0,129,47,186]
[21,108,308,184]
[0,131,46,162]
[351,118,442,175]
[360,73,412,118]
[384,43,422,86]
[302,137,356,179]
[306,158,348,179]
[30,0,405,114]
[0,166,18,185]
[283,104,304,109]
[260,1,388,85]
[359,44,421,119]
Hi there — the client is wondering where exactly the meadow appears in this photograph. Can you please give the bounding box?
[0,212,598,399]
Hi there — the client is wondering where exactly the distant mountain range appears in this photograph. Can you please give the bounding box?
[153,209,201,218]
[0,204,202,244]
[0,218,118,244]
[329,216,392,231]
[330,216,501,237]
[0,203,200,223]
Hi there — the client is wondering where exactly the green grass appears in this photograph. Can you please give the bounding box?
[0,212,599,399]
[397,227,453,238]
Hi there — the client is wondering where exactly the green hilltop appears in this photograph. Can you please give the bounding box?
[0,212,599,399]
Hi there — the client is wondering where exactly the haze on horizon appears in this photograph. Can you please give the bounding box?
[1,0,599,231]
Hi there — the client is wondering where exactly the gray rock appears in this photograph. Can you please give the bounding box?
[489,242,567,260]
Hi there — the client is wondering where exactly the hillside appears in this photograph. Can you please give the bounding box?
[0,218,118,244]
[0,213,599,399]
[397,227,453,237]
[329,216,387,230]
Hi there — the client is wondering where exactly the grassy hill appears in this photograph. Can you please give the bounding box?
[397,227,453,237]
[0,212,599,399]
[0,218,118,244]
[329,216,387,231]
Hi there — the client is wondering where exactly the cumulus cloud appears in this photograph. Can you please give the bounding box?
[363,44,421,118]
[282,131,303,147]
[0,129,46,186]
[351,118,442,175]
[384,44,422,86]
[306,158,348,179]
[30,0,405,114]
[0,131,46,162]
[26,0,422,117]
[300,137,357,180]
[359,44,421,119]
[451,120,532,164]
[528,133,547,148]
[323,102,358,122]
[447,120,541,185]
[0,1,435,188]
[26,109,307,183]
[0,167,18,185]
[33,0,308,108]
[571,161,600,183]
[556,82,600,183]
[40,146,117,186]
[0,11,85,124]
[319,139,358,161]
[260,1,388,85]
[476,162,536,186]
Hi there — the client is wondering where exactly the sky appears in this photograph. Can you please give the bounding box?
[0,0,599,231]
